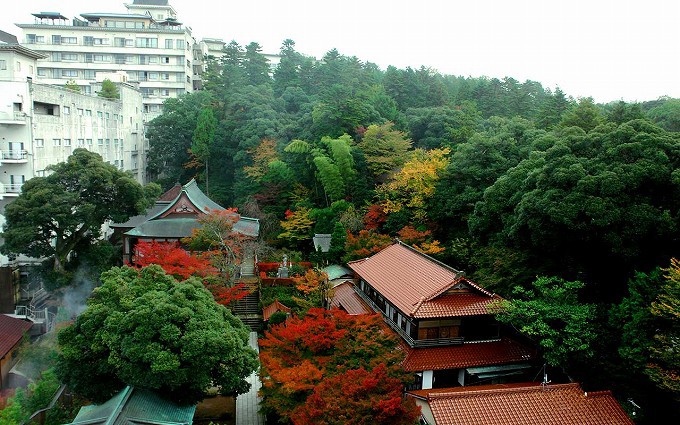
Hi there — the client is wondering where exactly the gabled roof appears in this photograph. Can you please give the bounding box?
[313,234,332,252]
[330,282,372,315]
[133,0,170,5]
[413,383,633,425]
[263,300,291,321]
[0,315,32,358]
[149,179,223,220]
[402,338,535,372]
[348,242,498,318]
[66,386,195,425]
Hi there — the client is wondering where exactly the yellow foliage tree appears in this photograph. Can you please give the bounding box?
[377,147,451,220]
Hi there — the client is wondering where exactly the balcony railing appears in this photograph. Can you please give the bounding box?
[1,150,28,161]
[354,287,499,348]
[0,112,27,124]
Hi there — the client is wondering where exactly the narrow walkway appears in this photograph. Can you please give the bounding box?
[236,331,265,425]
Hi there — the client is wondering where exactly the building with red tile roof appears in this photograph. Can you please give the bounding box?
[329,282,372,315]
[0,314,32,388]
[347,241,537,390]
[262,300,291,322]
[407,383,633,425]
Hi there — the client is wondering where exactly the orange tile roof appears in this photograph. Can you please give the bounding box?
[419,383,633,425]
[330,282,373,315]
[348,242,499,319]
[411,292,502,318]
[262,300,291,321]
[402,338,536,372]
[0,315,32,358]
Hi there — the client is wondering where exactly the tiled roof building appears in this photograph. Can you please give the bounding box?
[112,179,259,264]
[408,383,633,425]
[348,241,536,390]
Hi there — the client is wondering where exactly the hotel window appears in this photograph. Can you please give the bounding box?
[93,38,109,45]
[85,109,92,116]
[53,139,61,146]
[62,53,78,61]
[149,56,159,64]
[77,139,85,146]
[63,106,70,115]
[64,139,71,146]
[84,70,95,80]
[83,36,93,46]
[165,39,173,49]
[62,37,77,44]
[52,35,61,45]
[77,108,83,115]
[162,56,170,64]
[106,112,110,119]
[97,111,103,118]
[15,61,20,71]
[61,69,78,78]
[37,68,47,76]
[35,139,44,148]
[86,139,93,145]
[161,72,169,80]
[136,37,158,48]
[162,89,170,96]
[149,72,159,80]
[0,60,6,70]
[176,39,185,49]
[98,139,104,146]
[106,139,110,146]
[36,170,46,177]
[93,54,111,62]
[114,37,127,47]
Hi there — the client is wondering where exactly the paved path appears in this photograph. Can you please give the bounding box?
[236,331,265,425]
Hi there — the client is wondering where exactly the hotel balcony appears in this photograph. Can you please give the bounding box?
[1,150,28,163]
[0,183,23,198]
[0,112,27,125]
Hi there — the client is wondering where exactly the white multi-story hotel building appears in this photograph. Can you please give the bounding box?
[15,0,197,121]
[1,35,147,268]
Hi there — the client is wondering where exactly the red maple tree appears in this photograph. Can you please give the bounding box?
[258,308,417,424]
[132,240,248,305]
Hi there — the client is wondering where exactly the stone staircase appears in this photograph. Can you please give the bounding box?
[232,279,262,332]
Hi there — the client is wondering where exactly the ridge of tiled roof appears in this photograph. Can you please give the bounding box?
[349,241,499,318]
[402,338,536,372]
[423,382,634,425]
[0,315,32,358]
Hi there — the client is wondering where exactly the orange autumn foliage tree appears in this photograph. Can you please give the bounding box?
[259,309,416,424]
[342,230,392,262]
[397,225,445,255]
[293,364,420,425]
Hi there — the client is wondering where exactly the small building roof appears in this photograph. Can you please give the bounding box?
[263,300,291,321]
[0,30,18,44]
[124,217,200,238]
[0,315,32,359]
[66,386,195,425]
[329,282,372,315]
[402,338,535,372]
[31,12,68,20]
[410,382,633,425]
[80,13,152,21]
[322,264,353,282]
[348,241,498,318]
[133,0,170,5]
[313,234,332,252]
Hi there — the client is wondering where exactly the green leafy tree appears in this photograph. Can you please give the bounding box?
[56,265,259,404]
[356,122,412,184]
[647,258,680,397]
[559,97,602,132]
[647,97,680,132]
[1,149,147,271]
[97,78,120,99]
[491,276,597,367]
[64,80,80,92]
[243,42,271,86]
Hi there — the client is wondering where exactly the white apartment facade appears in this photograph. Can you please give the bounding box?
[1,41,147,266]
[15,0,197,121]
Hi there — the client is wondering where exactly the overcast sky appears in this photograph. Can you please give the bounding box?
[2,0,678,103]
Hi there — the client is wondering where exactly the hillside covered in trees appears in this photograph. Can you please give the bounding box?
[146,40,680,421]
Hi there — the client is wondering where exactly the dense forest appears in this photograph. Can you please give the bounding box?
[146,40,680,421]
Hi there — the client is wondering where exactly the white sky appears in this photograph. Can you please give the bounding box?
[2,0,678,103]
